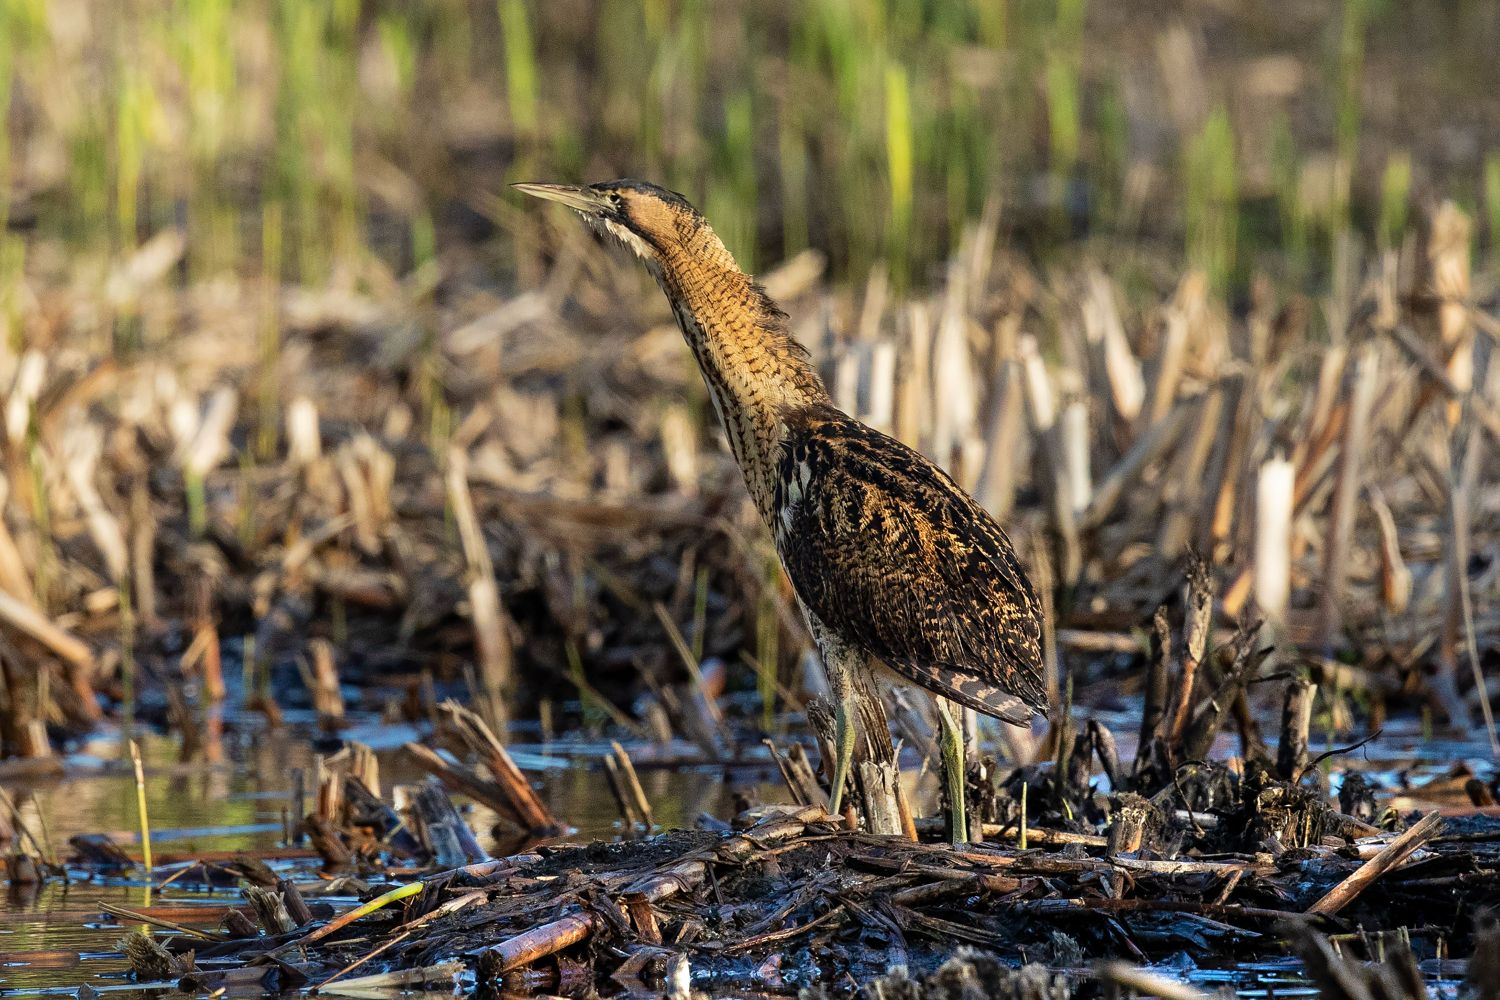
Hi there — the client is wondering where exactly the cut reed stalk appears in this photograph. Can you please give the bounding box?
[446,448,514,733]
[1318,344,1379,647]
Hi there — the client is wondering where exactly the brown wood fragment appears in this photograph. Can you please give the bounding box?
[446,447,514,732]
[622,893,662,944]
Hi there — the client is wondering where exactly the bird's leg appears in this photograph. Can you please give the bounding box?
[827,699,856,817]
[936,698,968,845]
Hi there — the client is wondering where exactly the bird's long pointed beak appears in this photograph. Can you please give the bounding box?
[512,182,607,213]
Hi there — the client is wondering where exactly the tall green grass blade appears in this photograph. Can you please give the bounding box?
[499,0,539,137]
[1184,106,1238,292]
[1378,151,1411,250]
[885,62,913,285]
[1485,153,1500,270]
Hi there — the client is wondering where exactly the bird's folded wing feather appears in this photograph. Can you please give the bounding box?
[776,415,1048,723]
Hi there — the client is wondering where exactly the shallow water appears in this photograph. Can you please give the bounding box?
[0,718,781,999]
[1,711,1492,998]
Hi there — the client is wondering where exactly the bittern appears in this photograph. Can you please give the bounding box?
[517,179,1046,840]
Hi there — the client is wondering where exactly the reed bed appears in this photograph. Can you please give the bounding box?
[1,1,1499,757]
[0,186,1496,758]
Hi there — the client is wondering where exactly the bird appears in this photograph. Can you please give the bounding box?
[516,179,1047,841]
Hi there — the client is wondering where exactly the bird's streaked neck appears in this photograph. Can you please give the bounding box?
[647,227,828,518]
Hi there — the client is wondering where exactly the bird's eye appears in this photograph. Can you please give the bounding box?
[609,193,624,210]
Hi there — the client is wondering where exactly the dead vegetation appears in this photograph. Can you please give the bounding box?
[73,665,1499,998]
[6,557,1497,995]
[0,195,1497,764]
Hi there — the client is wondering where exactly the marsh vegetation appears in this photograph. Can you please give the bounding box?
[1,1,1498,995]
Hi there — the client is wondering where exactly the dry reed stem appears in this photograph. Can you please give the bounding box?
[0,591,93,670]
[434,701,560,834]
[0,477,38,607]
[1082,403,1192,530]
[1367,485,1411,614]
[128,478,157,630]
[1156,387,1221,559]
[1082,268,1145,426]
[306,638,345,723]
[1318,344,1379,645]
[1305,811,1442,915]
[607,740,654,828]
[1096,961,1217,1000]
[446,448,514,732]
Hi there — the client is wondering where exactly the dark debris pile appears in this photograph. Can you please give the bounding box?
[104,790,1499,998]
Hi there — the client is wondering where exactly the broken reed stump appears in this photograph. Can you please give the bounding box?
[408,781,490,866]
[402,701,561,839]
[1277,674,1316,781]
[1165,554,1213,748]
[1105,793,1154,856]
[1127,557,1276,797]
[603,740,654,830]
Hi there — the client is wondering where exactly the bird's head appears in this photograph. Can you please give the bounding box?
[513,179,703,266]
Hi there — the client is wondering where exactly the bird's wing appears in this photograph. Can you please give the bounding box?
[775,412,1047,724]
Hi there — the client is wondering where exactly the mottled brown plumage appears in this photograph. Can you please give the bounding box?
[516,179,1047,830]
[773,405,1046,723]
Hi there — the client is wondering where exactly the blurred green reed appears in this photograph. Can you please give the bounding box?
[1184,107,1237,292]
[0,0,1495,303]
[1334,0,1369,228]
[0,11,10,233]
[255,201,285,462]
[1270,114,1309,279]
[884,62,913,284]
[1378,151,1411,251]
[498,0,539,138]
[1487,153,1500,271]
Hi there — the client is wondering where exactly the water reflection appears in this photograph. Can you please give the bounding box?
[0,726,782,1000]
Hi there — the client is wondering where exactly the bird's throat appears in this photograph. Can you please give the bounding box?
[652,248,828,521]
